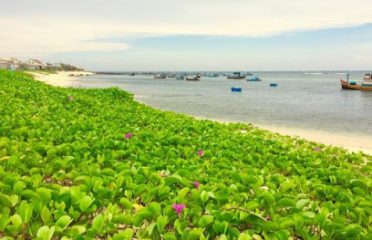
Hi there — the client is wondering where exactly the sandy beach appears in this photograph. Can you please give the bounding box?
[190,116,372,155]
[30,71,95,87]
[255,124,372,155]
[33,71,371,155]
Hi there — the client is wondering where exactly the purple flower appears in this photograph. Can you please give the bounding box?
[197,149,204,157]
[172,203,186,217]
[124,132,133,139]
[193,181,200,189]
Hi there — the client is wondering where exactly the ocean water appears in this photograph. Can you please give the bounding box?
[72,72,372,136]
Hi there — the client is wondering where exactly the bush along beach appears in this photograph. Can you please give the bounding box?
[0,70,371,239]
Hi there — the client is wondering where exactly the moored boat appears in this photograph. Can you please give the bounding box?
[186,75,200,81]
[227,72,246,80]
[340,73,372,91]
[154,73,166,79]
[175,75,185,80]
[247,76,261,81]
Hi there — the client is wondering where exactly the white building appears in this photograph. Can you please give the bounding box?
[26,59,45,70]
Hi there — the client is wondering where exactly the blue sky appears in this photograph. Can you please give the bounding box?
[1,0,372,70]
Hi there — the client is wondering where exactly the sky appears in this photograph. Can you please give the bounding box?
[1,0,372,71]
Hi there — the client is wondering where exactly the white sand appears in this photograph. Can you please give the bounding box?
[32,72,371,155]
[255,124,372,155]
[30,71,95,87]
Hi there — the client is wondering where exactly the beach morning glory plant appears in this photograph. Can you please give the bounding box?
[172,203,186,217]
[124,132,133,139]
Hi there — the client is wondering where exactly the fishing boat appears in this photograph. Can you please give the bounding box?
[186,75,200,81]
[340,73,372,91]
[154,73,166,79]
[175,75,184,80]
[227,72,246,80]
[247,76,261,81]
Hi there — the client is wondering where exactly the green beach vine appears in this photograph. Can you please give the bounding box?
[0,70,371,239]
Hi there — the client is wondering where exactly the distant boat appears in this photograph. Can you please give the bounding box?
[340,73,372,91]
[227,72,246,80]
[270,83,278,87]
[154,73,166,79]
[305,72,324,75]
[167,73,177,78]
[186,75,200,81]
[247,76,261,81]
[231,87,242,92]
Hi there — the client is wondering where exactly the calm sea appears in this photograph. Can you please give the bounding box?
[72,72,372,136]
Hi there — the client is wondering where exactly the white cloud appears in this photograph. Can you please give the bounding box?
[0,0,371,58]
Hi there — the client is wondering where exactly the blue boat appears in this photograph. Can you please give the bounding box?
[247,76,261,81]
[231,87,242,92]
[270,83,278,87]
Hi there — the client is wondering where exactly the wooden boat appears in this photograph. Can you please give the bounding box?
[340,79,372,91]
[227,72,246,80]
[154,73,166,79]
[186,75,200,81]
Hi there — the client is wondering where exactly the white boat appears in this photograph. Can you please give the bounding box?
[175,75,185,80]
[186,75,200,81]
[363,73,372,86]
[154,73,166,79]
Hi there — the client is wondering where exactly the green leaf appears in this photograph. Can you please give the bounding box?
[7,194,19,207]
[174,219,187,235]
[37,187,52,203]
[156,215,168,233]
[37,226,55,240]
[79,195,94,212]
[113,228,133,240]
[261,192,275,205]
[18,201,33,223]
[198,215,214,227]
[200,191,209,203]
[296,199,310,209]
[119,197,133,210]
[238,233,252,240]
[10,214,23,228]
[274,230,291,240]
[164,232,177,240]
[91,213,105,233]
[40,206,51,224]
[55,215,72,232]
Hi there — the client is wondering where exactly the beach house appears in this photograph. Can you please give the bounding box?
[0,57,21,70]
[26,59,46,70]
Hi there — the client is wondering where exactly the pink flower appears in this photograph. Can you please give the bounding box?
[193,181,200,189]
[197,149,204,157]
[172,203,186,217]
[124,132,133,139]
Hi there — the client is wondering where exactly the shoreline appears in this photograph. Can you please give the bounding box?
[190,116,372,155]
[29,70,95,87]
[33,71,371,155]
